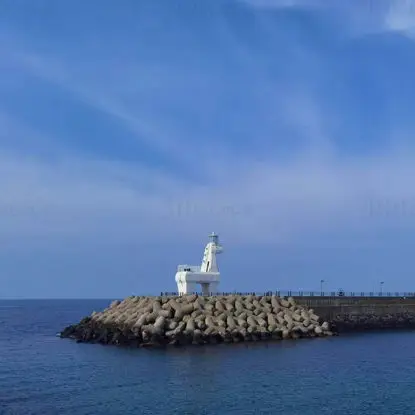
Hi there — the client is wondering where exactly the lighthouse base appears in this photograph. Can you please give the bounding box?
[175,271,220,296]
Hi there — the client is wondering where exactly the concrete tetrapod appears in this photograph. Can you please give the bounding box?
[60,295,335,347]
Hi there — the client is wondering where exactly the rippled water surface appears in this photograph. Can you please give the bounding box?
[2,300,415,414]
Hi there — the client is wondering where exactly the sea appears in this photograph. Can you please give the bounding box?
[1,300,415,415]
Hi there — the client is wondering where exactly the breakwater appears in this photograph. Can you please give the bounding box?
[295,296,415,332]
[60,294,334,347]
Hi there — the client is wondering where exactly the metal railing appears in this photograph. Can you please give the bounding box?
[160,291,415,298]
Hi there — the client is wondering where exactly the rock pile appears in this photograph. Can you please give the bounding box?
[60,294,335,347]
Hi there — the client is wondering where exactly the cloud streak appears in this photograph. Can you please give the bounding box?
[241,0,415,38]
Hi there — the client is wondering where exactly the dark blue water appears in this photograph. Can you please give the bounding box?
[2,300,415,415]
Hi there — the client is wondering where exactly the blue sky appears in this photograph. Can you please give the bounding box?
[1,0,415,298]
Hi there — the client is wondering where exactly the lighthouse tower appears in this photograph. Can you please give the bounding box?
[175,232,223,296]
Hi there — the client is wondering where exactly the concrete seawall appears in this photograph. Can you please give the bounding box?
[295,296,415,332]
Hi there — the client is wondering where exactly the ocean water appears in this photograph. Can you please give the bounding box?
[2,300,415,415]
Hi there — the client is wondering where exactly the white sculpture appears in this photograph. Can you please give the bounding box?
[175,232,223,295]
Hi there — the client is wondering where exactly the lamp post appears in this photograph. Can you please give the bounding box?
[380,281,384,296]
[320,279,325,295]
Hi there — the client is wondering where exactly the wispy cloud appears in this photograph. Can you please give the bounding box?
[241,0,415,38]
[385,0,415,38]
[6,49,186,160]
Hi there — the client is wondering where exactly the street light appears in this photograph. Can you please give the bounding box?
[380,281,384,296]
[320,279,325,295]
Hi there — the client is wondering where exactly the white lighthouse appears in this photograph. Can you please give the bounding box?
[175,232,223,296]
